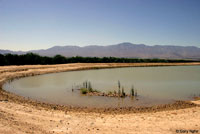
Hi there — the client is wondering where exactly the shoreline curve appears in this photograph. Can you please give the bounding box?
[1,63,200,114]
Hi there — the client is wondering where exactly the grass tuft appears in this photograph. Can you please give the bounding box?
[80,88,88,94]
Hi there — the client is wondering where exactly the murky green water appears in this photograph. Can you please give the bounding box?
[3,66,200,108]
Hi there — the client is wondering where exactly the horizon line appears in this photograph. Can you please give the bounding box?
[1,42,200,52]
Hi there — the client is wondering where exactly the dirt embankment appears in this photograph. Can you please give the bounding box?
[0,63,200,134]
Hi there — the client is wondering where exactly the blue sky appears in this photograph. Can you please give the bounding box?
[0,0,200,51]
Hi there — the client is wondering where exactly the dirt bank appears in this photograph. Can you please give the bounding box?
[0,63,200,134]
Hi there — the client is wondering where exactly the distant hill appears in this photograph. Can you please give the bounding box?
[0,49,24,55]
[1,42,200,59]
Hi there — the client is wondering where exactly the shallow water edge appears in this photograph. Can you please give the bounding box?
[0,63,200,114]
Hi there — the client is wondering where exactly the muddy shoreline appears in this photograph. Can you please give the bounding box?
[1,63,200,114]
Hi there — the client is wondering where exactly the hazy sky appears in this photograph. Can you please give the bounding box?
[0,0,200,51]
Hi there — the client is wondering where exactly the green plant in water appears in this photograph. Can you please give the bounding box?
[118,80,121,90]
[108,91,113,95]
[82,81,89,89]
[135,89,137,97]
[130,85,135,96]
[118,88,121,96]
[121,87,126,97]
[88,81,93,92]
[72,85,74,92]
[80,88,88,94]
[85,81,88,89]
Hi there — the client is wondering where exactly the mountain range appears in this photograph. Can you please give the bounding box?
[1,42,200,59]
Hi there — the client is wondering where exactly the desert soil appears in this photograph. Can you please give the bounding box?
[0,63,200,134]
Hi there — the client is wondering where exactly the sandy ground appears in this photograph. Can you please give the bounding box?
[0,63,200,134]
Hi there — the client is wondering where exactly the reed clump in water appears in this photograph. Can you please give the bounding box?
[80,88,88,94]
[77,80,139,98]
[80,81,100,94]
[117,81,126,97]
[130,85,138,97]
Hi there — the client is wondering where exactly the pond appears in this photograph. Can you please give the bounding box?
[3,66,200,108]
